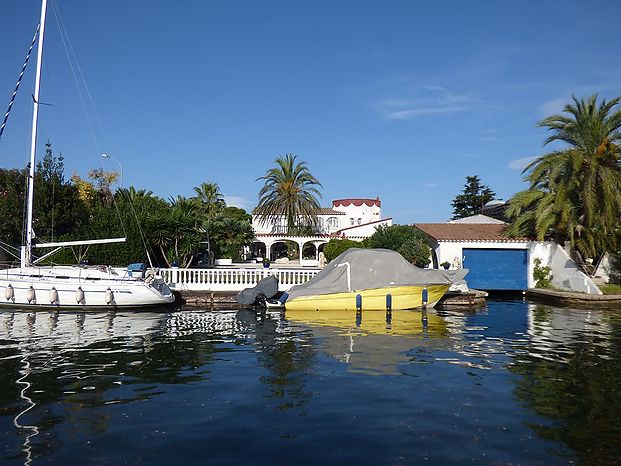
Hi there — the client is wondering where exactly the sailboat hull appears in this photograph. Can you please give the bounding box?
[0,266,175,310]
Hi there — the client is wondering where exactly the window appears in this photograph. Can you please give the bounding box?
[350,218,354,225]
[327,217,339,231]
[357,218,362,225]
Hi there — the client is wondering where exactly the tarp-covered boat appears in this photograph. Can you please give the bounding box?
[285,248,468,311]
[236,275,286,308]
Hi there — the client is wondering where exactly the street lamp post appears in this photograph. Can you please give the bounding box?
[101,153,123,187]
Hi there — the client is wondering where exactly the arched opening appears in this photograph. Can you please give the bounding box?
[302,242,317,260]
[250,242,267,262]
[270,241,299,261]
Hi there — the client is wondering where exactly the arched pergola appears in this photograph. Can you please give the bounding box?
[252,235,333,264]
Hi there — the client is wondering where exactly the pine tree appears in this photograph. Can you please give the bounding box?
[451,175,496,220]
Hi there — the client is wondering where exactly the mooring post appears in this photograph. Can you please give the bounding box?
[356,294,362,311]
[422,287,428,309]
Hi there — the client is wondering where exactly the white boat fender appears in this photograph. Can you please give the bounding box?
[5,284,14,301]
[27,286,36,304]
[105,287,114,305]
[49,287,58,304]
[76,286,85,304]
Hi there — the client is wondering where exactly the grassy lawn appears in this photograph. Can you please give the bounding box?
[600,283,621,295]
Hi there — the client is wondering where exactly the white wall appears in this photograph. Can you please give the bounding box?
[529,242,601,294]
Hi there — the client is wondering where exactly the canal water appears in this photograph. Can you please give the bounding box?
[0,300,619,465]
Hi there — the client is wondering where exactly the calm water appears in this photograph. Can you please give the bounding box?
[0,300,620,465]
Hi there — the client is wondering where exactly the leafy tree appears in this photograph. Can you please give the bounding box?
[451,175,496,220]
[222,206,252,223]
[323,238,363,261]
[33,142,86,242]
[506,95,621,263]
[366,224,430,266]
[0,143,88,263]
[254,153,322,234]
[398,238,431,267]
[0,168,28,249]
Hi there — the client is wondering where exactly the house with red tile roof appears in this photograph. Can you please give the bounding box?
[414,215,600,294]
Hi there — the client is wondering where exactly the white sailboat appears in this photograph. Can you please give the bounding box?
[0,0,175,310]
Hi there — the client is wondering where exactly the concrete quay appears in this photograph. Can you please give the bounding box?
[526,288,621,308]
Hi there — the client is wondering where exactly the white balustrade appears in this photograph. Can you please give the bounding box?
[159,267,320,291]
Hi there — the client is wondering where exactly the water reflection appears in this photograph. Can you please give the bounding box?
[0,303,620,465]
[512,303,621,465]
[284,309,450,375]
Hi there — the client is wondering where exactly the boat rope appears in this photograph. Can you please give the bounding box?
[0,241,21,261]
[0,25,40,140]
[51,0,110,154]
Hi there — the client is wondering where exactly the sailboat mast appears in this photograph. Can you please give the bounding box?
[23,0,48,268]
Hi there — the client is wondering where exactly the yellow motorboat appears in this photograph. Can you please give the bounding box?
[284,248,467,311]
[284,284,449,311]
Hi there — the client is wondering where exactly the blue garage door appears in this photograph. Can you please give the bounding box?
[462,248,528,290]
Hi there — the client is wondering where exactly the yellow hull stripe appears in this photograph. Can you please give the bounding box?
[285,284,449,311]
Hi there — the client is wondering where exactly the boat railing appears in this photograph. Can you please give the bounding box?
[159,267,320,291]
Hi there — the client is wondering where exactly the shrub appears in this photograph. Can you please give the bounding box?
[533,258,553,288]
[323,238,363,261]
[398,238,431,268]
[366,224,431,266]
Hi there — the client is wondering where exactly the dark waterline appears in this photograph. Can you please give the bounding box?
[0,300,620,465]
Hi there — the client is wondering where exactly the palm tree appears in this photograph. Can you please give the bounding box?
[190,182,226,262]
[192,182,225,220]
[116,186,155,202]
[208,215,255,260]
[154,196,202,267]
[507,94,621,262]
[255,153,322,235]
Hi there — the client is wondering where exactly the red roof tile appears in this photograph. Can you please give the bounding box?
[414,223,530,242]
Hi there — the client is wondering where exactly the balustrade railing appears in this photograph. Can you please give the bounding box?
[160,267,319,291]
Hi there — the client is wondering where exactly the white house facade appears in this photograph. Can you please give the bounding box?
[251,197,392,265]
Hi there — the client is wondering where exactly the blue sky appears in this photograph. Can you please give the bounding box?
[1,0,620,222]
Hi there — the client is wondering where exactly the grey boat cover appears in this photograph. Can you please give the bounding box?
[236,275,280,305]
[287,248,468,300]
